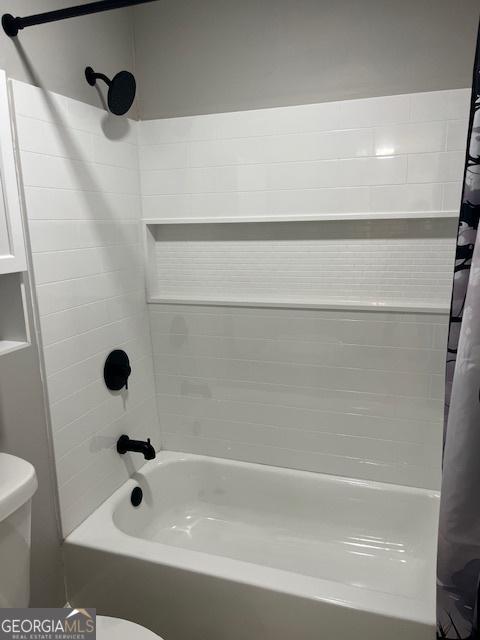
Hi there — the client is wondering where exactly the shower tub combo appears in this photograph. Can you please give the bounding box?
[65,452,438,640]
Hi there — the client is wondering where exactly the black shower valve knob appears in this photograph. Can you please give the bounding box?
[104,349,131,391]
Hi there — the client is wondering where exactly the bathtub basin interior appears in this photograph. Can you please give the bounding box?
[110,453,438,605]
[66,452,439,639]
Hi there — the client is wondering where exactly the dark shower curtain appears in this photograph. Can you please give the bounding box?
[437,21,480,640]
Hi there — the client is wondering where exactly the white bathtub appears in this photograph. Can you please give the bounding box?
[64,452,439,640]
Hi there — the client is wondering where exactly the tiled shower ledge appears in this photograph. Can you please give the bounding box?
[147,297,449,314]
[143,210,458,225]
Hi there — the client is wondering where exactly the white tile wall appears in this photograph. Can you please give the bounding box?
[150,305,446,489]
[139,88,470,219]
[139,89,469,489]
[12,80,159,536]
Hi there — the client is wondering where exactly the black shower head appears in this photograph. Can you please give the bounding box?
[85,66,136,116]
[107,70,136,116]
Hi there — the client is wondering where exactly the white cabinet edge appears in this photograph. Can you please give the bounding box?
[0,71,26,274]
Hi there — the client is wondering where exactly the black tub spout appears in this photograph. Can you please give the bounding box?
[117,435,156,460]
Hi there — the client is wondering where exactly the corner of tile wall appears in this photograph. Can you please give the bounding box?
[11,79,159,537]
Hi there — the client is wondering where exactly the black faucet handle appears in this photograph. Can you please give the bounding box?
[104,350,131,391]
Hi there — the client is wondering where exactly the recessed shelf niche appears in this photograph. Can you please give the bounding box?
[0,272,30,356]
[144,214,457,313]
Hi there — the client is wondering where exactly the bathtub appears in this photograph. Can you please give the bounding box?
[64,452,439,640]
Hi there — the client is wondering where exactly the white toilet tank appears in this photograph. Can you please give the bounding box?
[0,453,37,607]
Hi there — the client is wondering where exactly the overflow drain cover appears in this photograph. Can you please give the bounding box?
[131,486,143,507]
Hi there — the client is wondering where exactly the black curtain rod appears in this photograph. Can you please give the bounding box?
[2,0,158,37]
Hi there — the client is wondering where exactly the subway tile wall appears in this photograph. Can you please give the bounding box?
[12,80,159,536]
[139,89,469,219]
[139,89,470,489]
[151,305,447,489]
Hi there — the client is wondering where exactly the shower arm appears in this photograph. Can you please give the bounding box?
[2,0,158,37]
[85,68,112,88]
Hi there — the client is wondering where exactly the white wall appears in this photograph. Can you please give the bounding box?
[0,0,136,113]
[134,0,479,119]
[0,279,65,605]
[12,80,159,536]
[139,89,470,489]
